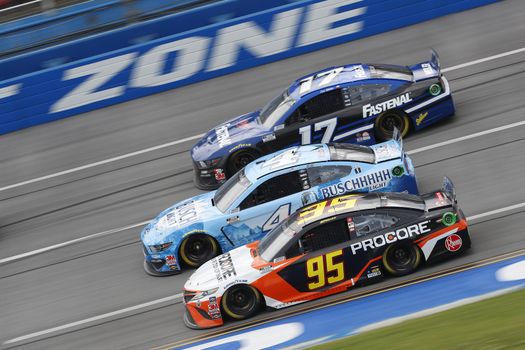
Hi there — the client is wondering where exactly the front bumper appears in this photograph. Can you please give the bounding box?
[183,294,224,329]
[192,162,227,191]
[142,244,182,276]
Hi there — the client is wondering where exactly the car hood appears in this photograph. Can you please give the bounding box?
[141,191,221,245]
[191,110,269,161]
[184,245,256,291]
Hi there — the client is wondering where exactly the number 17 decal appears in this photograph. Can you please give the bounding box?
[299,117,337,145]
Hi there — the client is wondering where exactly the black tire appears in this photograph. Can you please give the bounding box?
[374,110,410,141]
[221,284,262,320]
[227,149,259,176]
[179,234,220,268]
[382,243,422,276]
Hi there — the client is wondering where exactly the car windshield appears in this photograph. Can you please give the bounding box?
[214,169,252,213]
[259,216,300,262]
[260,89,296,127]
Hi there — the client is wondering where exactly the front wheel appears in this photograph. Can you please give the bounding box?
[227,149,259,176]
[382,243,421,276]
[221,285,262,320]
[374,110,410,141]
[179,234,220,268]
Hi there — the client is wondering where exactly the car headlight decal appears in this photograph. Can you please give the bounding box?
[149,242,173,253]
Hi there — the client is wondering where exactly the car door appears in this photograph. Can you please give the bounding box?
[220,170,307,247]
[274,210,403,302]
[263,88,348,152]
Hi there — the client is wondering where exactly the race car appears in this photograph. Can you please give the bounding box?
[192,50,453,189]
[183,178,470,329]
[141,137,418,275]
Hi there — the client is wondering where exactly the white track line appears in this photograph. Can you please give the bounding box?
[0,134,204,192]
[2,120,525,266]
[2,47,525,193]
[406,120,525,155]
[0,221,150,264]
[3,293,183,345]
[3,201,525,346]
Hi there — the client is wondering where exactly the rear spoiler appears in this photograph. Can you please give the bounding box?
[410,49,441,81]
[423,176,457,211]
[370,127,404,163]
[392,127,404,161]
[441,176,457,205]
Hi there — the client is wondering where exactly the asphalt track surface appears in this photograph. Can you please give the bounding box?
[1,1,525,349]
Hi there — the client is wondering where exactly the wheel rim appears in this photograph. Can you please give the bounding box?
[181,236,217,266]
[387,245,416,270]
[379,114,404,134]
[225,286,257,318]
[232,153,255,172]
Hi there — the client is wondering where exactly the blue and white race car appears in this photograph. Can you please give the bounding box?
[141,138,418,275]
[192,51,453,189]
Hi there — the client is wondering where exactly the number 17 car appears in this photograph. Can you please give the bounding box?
[192,50,453,189]
[182,178,470,329]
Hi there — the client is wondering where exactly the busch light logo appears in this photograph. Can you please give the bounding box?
[320,169,392,198]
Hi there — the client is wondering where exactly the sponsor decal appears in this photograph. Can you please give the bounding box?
[165,201,200,227]
[346,217,355,233]
[207,296,221,319]
[421,63,433,75]
[216,125,232,148]
[356,131,371,142]
[259,265,273,274]
[367,266,382,278]
[362,93,412,118]
[165,255,178,266]
[229,143,252,153]
[212,253,237,282]
[320,169,392,198]
[350,221,431,255]
[214,168,226,181]
[262,133,276,142]
[416,111,428,126]
[445,233,462,252]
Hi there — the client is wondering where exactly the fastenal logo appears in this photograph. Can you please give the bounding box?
[362,93,412,118]
[350,221,431,254]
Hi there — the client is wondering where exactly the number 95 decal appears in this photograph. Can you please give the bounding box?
[306,249,345,290]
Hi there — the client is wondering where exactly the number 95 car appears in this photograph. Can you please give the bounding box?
[182,178,470,329]
[141,137,417,275]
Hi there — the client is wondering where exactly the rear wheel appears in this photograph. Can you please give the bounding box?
[221,285,262,320]
[382,243,421,276]
[179,234,220,268]
[374,110,410,141]
[227,149,259,176]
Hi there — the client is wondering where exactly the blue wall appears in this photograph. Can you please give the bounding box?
[0,0,499,135]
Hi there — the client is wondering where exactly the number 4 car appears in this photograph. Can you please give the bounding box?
[141,136,417,275]
[182,177,470,329]
[192,50,453,189]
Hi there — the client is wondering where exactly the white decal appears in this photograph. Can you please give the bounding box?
[182,322,304,350]
[362,93,412,118]
[421,63,433,75]
[0,84,21,100]
[51,53,137,113]
[350,221,431,255]
[216,125,232,147]
[208,8,302,71]
[262,148,299,170]
[262,203,291,232]
[299,117,337,145]
[131,36,210,87]
[299,0,366,46]
[299,67,344,94]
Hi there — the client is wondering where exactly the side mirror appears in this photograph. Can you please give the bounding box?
[301,191,318,206]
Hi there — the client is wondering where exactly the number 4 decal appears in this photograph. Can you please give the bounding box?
[262,203,291,232]
[299,117,337,145]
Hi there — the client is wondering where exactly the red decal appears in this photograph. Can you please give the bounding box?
[214,168,226,181]
[445,234,462,252]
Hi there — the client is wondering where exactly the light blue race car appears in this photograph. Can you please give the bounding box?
[141,138,418,275]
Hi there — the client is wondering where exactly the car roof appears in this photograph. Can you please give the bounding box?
[244,144,331,182]
[293,192,425,229]
[287,64,412,97]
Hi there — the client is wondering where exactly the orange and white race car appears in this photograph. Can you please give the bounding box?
[183,178,470,329]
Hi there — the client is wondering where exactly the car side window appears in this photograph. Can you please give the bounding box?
[345,84,391,105]
[286,219,350,258]
[347,213,399,238]
[240,171,303,210]
[285,89,345,126]
[307,165,353,187]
